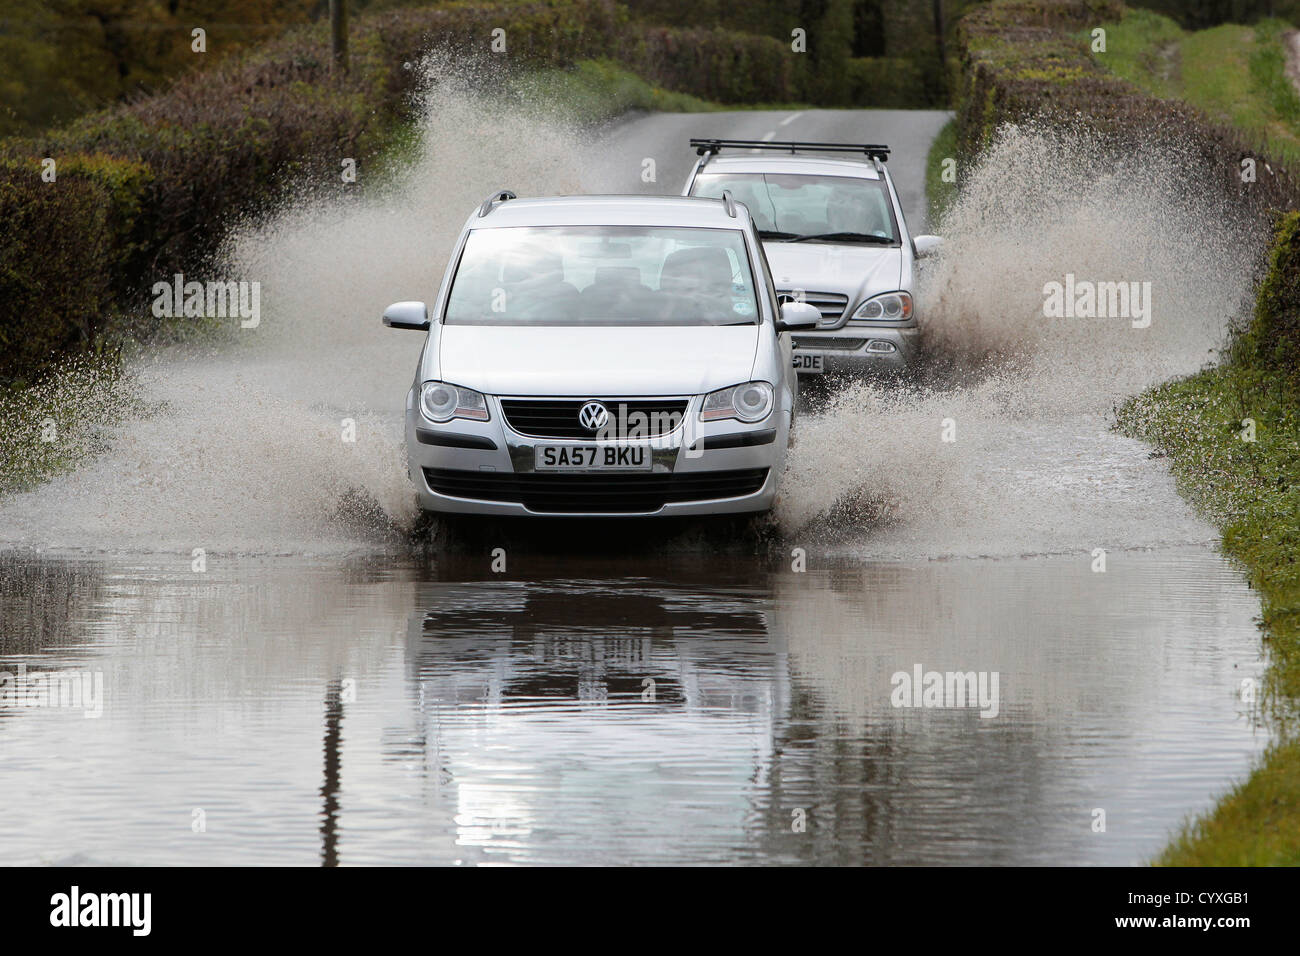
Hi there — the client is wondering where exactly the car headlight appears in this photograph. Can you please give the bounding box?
[851,292,912,321]
[700,382,774,424]
[420,382,489,423]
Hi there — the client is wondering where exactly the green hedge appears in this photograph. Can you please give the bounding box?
[0,162,116,381]
[0,0,849,381]
[0,0,939,382]
[844,57,930,109]
[14,0,627,293]
[953,0,1299,215]
[0,1,629,381]
[1236,211,1300,386]
[623,25,806,103]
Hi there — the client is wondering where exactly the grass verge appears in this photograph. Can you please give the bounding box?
[1094,9,1300,168]
[924,117,958,229]
[955,0,1300,868]
[0,354,141,495]
[1118,364,1300,865]
[1116,210,1300,863]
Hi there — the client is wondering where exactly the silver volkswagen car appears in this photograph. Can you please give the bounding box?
[682,139,942,377]
[383,191,820,517]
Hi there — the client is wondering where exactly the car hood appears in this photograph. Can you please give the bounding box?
[763,242,902,300]
[434,324,760,396]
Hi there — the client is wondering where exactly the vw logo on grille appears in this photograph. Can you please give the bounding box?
[578,401,610,432]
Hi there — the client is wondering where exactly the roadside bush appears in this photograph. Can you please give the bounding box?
[0,162,115,382]
[52,153,154,282]
[844,57,929,108]
[25,1,625,279]
[1130,0,1300,30]
[30,60,389,290]
[1235,211,1300,387]
[624,25,806,103]
[1,0,936,382]
[954,0,1299,215]
[0,0,627,380]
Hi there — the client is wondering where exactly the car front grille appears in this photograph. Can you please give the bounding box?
[792,336,867,351]
[778,290,849,324]
[500,398,689,440]
[424,468,769,513]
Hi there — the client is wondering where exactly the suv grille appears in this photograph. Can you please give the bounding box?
[424,468,769,513]
[792,336,867,351]
[500,398,688,440]
[778,290,848,324]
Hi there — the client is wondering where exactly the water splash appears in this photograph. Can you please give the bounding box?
[775,123,1264,557]
[0,102,1267,558]
[0,61,593,555]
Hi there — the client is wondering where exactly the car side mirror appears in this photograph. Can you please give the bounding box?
[776,300,820,332]
[913,235,943,259]
[382,301,430,331]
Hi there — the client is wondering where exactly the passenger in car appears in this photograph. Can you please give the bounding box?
[501,245,580,319]
[658,247,736,323]
[578,265,658,320]
[827,185,887,236]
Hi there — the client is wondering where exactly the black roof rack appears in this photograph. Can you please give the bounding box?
[690,138,890,162]
[478,188,517,217]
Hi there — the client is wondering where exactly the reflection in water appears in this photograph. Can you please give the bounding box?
[0,549,1266,865]
[320,678,343,868]
[0,553,107,656]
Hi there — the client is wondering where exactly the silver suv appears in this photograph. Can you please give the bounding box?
[682,139,941,377]
[383,191,821,517]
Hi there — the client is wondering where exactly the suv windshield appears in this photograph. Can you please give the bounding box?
[691,172,898,244]
[443,225,759,326]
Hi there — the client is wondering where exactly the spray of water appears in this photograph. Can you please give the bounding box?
[776,123,1264,557]
[0,83,1267,557]
[0,61,592,554]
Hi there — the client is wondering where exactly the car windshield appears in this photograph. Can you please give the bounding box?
[691,172,898,244]
[443,225,760,326]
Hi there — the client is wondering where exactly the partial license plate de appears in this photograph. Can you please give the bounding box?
[792,352,824,374]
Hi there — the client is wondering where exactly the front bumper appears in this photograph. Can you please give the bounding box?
[405,392,789,517]
[792,324,919,374]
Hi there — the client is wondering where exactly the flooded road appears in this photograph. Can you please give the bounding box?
[0,87,1273,865]
[0,546,1264,865]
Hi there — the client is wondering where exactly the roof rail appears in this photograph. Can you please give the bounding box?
[720,189,737,218]
[478,189,517,218]
[689,138,890,162]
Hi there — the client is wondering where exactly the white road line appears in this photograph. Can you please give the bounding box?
[750,129,778,153]
[779,112,803,127]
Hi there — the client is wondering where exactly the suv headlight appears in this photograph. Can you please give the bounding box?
[420,382,489,423]
[700,382,774,424]
[851,291,912,321]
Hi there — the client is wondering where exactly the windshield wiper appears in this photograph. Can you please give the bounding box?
[757,229,801,240]
[787,232,895,244]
